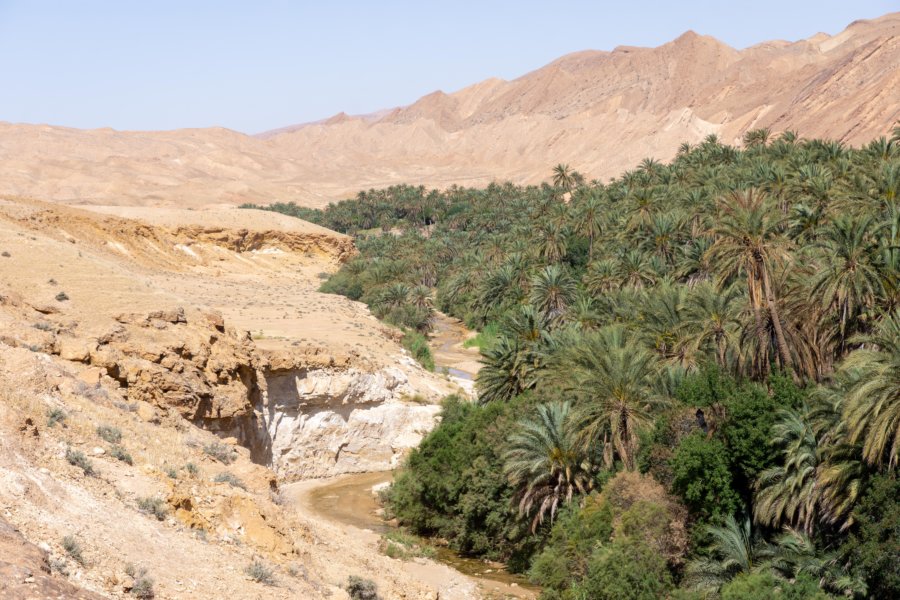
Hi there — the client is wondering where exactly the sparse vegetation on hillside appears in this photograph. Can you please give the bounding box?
[254,129,900,597]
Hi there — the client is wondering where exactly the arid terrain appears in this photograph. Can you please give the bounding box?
[0,197,485,599]
[0,13,897,208]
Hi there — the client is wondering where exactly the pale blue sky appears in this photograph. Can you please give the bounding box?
[0,1,894,133]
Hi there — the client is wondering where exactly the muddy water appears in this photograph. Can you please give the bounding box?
[305,472,537,597]
[429,311,482,382]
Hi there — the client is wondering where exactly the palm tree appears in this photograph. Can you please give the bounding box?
[477,337,537,404]
[553,326,668,470]
[575,191,603,259]
[840,310,900,468]
[530,264,577,321]
[552,164,575,192]
[706,188,794,372]
[504,401,591,531]
[753,408,821,534]
[685,515,772,593]
[680,282,743,369]
[811,215,882,351]
[743,127,772,149]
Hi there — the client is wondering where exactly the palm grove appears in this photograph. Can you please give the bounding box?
[246,127,900,599]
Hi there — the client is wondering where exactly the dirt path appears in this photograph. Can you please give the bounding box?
[283,474,537,600]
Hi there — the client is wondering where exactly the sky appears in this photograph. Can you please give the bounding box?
[0,1,895,133]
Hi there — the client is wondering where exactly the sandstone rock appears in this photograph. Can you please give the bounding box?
[58,338,95,362]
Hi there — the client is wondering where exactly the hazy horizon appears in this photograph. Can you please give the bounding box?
[0,1,895,133]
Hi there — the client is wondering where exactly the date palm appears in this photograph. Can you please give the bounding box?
[553,326,668,470]
[552,163,575,192]
[680,282,743,369]
[841,310,900,468]
[504,401,591,530]
[753,408,821,534]
[811,215,882,350]
[530,264,577,321]
[706,188,794,371]
[574,190,603,259]
[685,515,772,593]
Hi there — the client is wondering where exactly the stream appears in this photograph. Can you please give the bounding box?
[302,312,537,598]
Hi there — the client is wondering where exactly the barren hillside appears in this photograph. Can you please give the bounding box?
[1,13,897,208]
[0,196,489,598]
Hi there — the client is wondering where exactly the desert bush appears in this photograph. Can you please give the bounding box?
[184,462,198,476]
[65,448,94,476]
[137,496,167,521]
[62,534,85,565]
[245,560,276,585]
[47,407,67,427]
[96,424,122,444]
[214,471,247,490]
[33,321,54,331]
[346,575,380,600]
[125,564,155,599]
[401,330,434,370]
[203,441,236,464]
[1,251,9,257]
[49,556,69,575]
[109,445,133,465]
[55,291,69,301]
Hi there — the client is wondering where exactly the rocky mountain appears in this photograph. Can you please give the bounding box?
[0,12,897,207]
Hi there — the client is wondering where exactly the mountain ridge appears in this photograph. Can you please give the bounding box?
[0,12,898,208]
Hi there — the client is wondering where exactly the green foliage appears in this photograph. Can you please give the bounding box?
[214,471,247,490]
[65,448,94,476]
[346,575,381,600]
[379,530,436,560]
[62,534,84,566]
[250,135,900,591]
[137,496,167,521]
[401,330,434,370]
[47,407,67,427]
[528,499,614,592]
[96,424,122,443]
[574,537,673,600]
[109,445,133,465]
[386,395,538,569]
[125,564,155,598]
[203,441,236,464]
[842,474,900,598]
[462,321,499,350]
[720,572,832,600]
[670,432,740,521]
[245,560,276,585]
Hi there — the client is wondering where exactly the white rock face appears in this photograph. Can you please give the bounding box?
[260,367,441,480]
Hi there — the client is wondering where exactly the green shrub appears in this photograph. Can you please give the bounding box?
[346,575,380,600]
[573,538,673,600]
[65,448,94,476]
[184,462,198,476]
[96,424,122,444]
[61,534,85,565]
[842,475,900,598]
[245,560,276,585]
[379,530,436,560]
[137,496,167,521]
[214,471,247,490]
[109,445,133,465]
[670,432,740,522]
[47,407,67,428]
[125,564,155,598]
[401,330,434,371]
[203,441,236,464]
[720,572,832,600]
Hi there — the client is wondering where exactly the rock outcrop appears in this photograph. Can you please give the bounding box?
[261,364,441,479]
